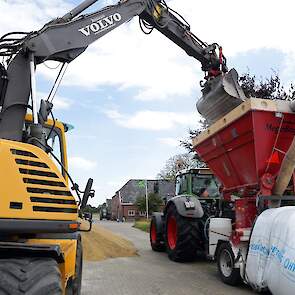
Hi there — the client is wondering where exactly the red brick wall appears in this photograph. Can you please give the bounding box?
[111,195,122,220]
[111,196,166,221]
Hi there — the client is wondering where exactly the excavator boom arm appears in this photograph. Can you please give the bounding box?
[25,0,147,63]
[25,0,225,72]
[0,0,228,141]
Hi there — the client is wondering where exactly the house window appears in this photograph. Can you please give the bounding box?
[128,210,135,217]
[139,211,146,217]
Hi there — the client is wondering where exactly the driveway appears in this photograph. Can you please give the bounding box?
[82,220,253,295]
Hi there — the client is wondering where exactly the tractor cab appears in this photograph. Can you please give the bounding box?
[150,168,222,260]
[175,168,220,198]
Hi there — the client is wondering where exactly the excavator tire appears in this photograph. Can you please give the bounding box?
[165,203,203,262]
[0,257,62,295]
[66,237,83,295]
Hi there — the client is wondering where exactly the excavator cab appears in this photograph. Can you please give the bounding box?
[24,114,70,180]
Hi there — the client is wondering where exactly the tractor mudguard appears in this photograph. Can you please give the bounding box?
[164,195,204,219]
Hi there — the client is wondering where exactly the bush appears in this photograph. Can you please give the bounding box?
[133,220,151,233]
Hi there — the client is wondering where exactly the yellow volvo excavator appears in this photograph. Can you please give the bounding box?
[0,113,90,294]
[0,0,246,293]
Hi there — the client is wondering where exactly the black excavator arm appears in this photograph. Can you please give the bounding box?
[0,0,234,141]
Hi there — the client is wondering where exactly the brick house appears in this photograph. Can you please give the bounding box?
[111,179,175,221]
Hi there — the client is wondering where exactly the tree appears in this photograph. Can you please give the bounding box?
[136,193,163,214]
[84,204,99,214]
[239,72,295,101]
[157,153,205,180]
[181,72,295,154]
[180,120,208,157]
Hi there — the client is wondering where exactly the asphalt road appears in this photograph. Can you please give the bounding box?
[82,221,253,295]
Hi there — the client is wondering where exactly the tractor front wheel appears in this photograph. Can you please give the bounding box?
[165,204,203,262]
[150,217,165,252]
[0,257,62,295]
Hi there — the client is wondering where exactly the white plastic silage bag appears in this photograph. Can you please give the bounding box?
[246,207,295,295]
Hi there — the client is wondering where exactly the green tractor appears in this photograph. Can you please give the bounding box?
[150,168,224,262]
[100,205,111,221]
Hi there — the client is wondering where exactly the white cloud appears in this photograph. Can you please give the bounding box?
[158,137,180,147]
[68,134,98,141]
[37,0,295,100]
[53,95,72,110]
[2,0,295,101]
[104,108,197,130]
[169,0,295,55]
[0,0,71,35]
[104,109,122,120]
[106,177,134,191]
[38,23,199,101]
[107,180,126,189]
[68,156,97,171]
[37,92,72,110]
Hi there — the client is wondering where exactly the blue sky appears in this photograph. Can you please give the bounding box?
[1,0,295,205]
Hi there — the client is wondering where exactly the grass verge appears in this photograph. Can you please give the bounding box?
[133,219,151,233]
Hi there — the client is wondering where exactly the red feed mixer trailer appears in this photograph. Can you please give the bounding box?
[193,97,295,286]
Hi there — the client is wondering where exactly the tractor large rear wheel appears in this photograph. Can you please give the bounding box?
[165,204,203,262]
[0,257,62,295]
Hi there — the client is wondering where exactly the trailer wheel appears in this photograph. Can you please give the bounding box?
[150,217,165,252]
[217,243,241,286]
[66,237,83,295]
[165,204,202,262]
[0,257,62,295]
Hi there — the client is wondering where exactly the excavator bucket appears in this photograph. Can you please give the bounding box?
[196,68,246,124]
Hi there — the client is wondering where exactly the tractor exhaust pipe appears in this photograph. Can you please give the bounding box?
[196,68,246,124]
[271,137,295,208]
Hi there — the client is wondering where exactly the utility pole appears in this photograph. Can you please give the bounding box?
[145,180,149,220]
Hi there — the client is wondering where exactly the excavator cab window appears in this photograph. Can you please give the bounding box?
[24,116,68,179]
[42,124,68,179]
[45,126,63,170]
